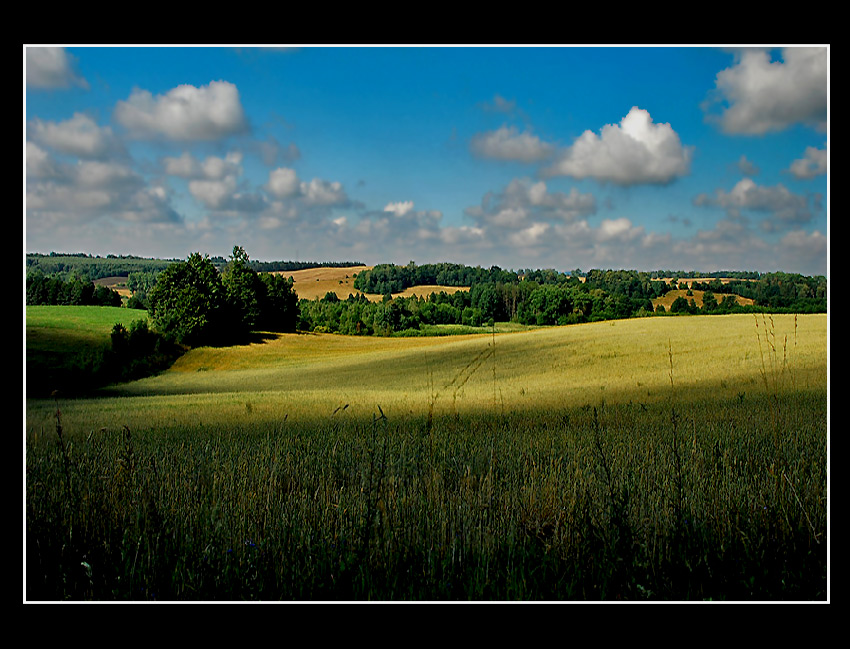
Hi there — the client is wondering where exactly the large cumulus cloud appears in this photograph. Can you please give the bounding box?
[543,107,693,186]
[703,47,827,135]
[114,80,249,141]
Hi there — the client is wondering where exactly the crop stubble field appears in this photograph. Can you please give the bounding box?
[25,312,828,600]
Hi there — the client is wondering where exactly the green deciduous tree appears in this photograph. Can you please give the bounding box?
[147,247,300,346]
[669,296,690,314]
[258,272,299,333]
[222,246,265,337]
[147,252,227,346]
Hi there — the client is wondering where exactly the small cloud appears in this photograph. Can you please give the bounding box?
[26,47,89,90]
[470,125,554,163]
[735,154,759,177]
[265,167,300,198]
[28,113,124,159]
[465,177,596,231]
[384,201,415,217]
[788,144,827,179]
[694,177,814,230]
[299,178,349,206]
[479,94,517,114]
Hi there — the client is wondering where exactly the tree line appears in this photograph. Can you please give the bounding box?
[26,253,177,281]
[27,250,828,344]
[26,269,123,307]
[299,263,826,336]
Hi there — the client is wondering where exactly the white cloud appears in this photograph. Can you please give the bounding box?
[705,47,827,135]
[465,178,596,231]
[162,151,250,212]
[114,80,249,141]
[26,47,88,90]
[384,201,415,217]
[694,177,814,230]
[788,145,827,179]
[779,229,828,269]
[74,160,139,189]
[26,142,62,179]
[299,178,349,206]
[28,113,123,159]
[162,152,202,178]
[189,176,239,209]
[598,217,640,241]
[508,222,550,247]
[163,151,243,180]
[202,152,243,179]
[470,125,554,163]
[26,148,180,226]
[265,167,300,198]
[543,107,693,185]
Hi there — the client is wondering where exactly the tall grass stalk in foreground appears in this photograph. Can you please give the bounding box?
[26,401,826,600]
[752,313,823,551]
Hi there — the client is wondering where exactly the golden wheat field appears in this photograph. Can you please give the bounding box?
[26,313,827,436]
[276,265,468,302]
[25,310,829,601]
[651,289,755,311]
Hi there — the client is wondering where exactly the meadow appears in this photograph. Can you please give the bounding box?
[25,311,828,601]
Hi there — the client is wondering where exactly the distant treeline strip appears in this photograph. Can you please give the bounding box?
[26,253,177,281]
[26,253,364,280]
[247,260,366,273]
[26,272,123,307]
[354,263,826,309]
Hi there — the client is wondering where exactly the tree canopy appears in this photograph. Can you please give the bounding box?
[146,247,299,347]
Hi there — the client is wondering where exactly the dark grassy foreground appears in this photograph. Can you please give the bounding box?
[26,386,827,602]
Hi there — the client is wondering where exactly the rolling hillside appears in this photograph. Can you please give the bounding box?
[65,313,827,430]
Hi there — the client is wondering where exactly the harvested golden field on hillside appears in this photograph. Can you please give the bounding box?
[94,276,132,298]
[276,265,372,300]
[652,288,754,311]
[279,265,468,302]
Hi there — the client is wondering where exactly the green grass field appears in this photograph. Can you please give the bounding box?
[25,309,828,601]
[25,305,151,396]
[26,305,145,354]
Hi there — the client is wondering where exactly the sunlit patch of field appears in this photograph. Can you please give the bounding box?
[275,265,468,302]
[389,284,468,299]
[29,314,826,434]
[276,265,372,300]
[652,289,754,311]
[94,276,132,298]
[26,305,145,356]
[658,277,758,287]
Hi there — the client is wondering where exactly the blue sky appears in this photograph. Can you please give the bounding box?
[25,45,828,276]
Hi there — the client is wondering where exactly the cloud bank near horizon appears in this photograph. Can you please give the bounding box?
[25,46,828,276]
